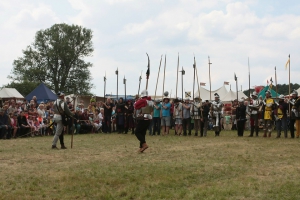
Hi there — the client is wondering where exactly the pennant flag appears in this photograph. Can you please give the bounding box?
[285,57,290,70]
[185,91,191,98]
[200,82,206,86]
[224,81,229,85]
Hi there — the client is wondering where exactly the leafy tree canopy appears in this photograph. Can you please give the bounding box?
[7,23,94,96]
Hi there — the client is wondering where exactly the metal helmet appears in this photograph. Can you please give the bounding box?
[292,89,298,96]
[214,93,220,98]
[265,90,271,96]
[279,94,285,99]
[164,91,169,97]
[141,89,148,97]
[252,91,258,96]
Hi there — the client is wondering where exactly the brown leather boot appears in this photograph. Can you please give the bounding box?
[139,143,148,153]
[61,145,67,149]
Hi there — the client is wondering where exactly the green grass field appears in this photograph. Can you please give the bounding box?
[1,130,300,200]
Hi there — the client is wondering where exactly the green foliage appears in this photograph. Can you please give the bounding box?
[9,23,94,95]
[244,83,300,96]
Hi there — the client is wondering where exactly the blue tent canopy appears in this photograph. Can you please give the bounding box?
[25,83,57,103]
[258,85,280,99]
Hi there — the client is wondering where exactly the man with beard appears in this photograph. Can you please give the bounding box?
[275,95,288,138]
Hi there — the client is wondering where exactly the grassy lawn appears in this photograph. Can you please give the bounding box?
[1,130,300,200]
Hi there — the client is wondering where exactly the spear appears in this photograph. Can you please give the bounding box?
[193,55,196,101]
[234,73,238,101]
[248,57,250,100]
[104,72,106,102]
[115,68,119,100]
[208,56,212,101]
[123,76,127,101]
[275,66,278,100]
[146,53,150,90]
[176,53,179,98]
[137,70,142,96]
[154,55,163,100]
[162,54,166,96]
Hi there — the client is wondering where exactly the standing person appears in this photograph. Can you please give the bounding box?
[288,90,298,138]
[236,99,247,137]
[262,90,276,138]
[223,112,231,131]
[248,92,261,137]
[134,89,153,153]
[275,95,288,138]
[161,96,171,135]
[191,97,201,136]
[173,98,183,136]
[102,98,114,133]
[200,100,210,137]
[290,90,300,138]
[116,98,126,134]
[51,92,74,149]
[231,100,238,130]
[182,98,192,136]
[211,93,224,136]
[0,108,11,139]
[125,100,135,134]
[152,100,161,136]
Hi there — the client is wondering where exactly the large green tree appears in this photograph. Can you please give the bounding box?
[8,23,94,95]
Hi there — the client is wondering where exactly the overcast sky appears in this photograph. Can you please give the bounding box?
[1,0,299,98]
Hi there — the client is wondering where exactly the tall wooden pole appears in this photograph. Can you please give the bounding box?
[104,73,106,102]
[248,57,250,99]
[176,53,179,98]
[116,68,119,100]
[162,54,166,96]
[275,66,278,100]
[288,54,291,112]
[208,56,212,101]
[193,57,196,101]
[154,55,163,100]
[123,76,126,101]
[181,67,184,101]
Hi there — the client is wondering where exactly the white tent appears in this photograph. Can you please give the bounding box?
[0,88,24,99]
[222,90,248,102]
[194,85,228,101]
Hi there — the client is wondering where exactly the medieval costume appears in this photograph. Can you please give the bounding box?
[288,89,298,138]
[275,95,288,138]
[134,89,153,153]
[210,93,224,136]
[125,100,135,134]
[248,91,261,137]
[262,90,276,137]
[191,97,202,136]
[116,98,126,134]
[236,99,247,137]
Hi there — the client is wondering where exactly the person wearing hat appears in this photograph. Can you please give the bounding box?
[288,89,298,138]
[262,90,276,137]
[152,99,162,136]
[248,91,261,137]
[236,99,247,137]
[51,92,74,149]
[161,95,171,136]
[182,97,192,136]
[134,89,153,153]
[274,95,288,138]
[211,93,224,136]
[173,98,183,136]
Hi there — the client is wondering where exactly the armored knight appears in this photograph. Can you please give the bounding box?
[288,89,298,138]
[248,91,261,137]
[262,90,276,137]
[210,93,223,136]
